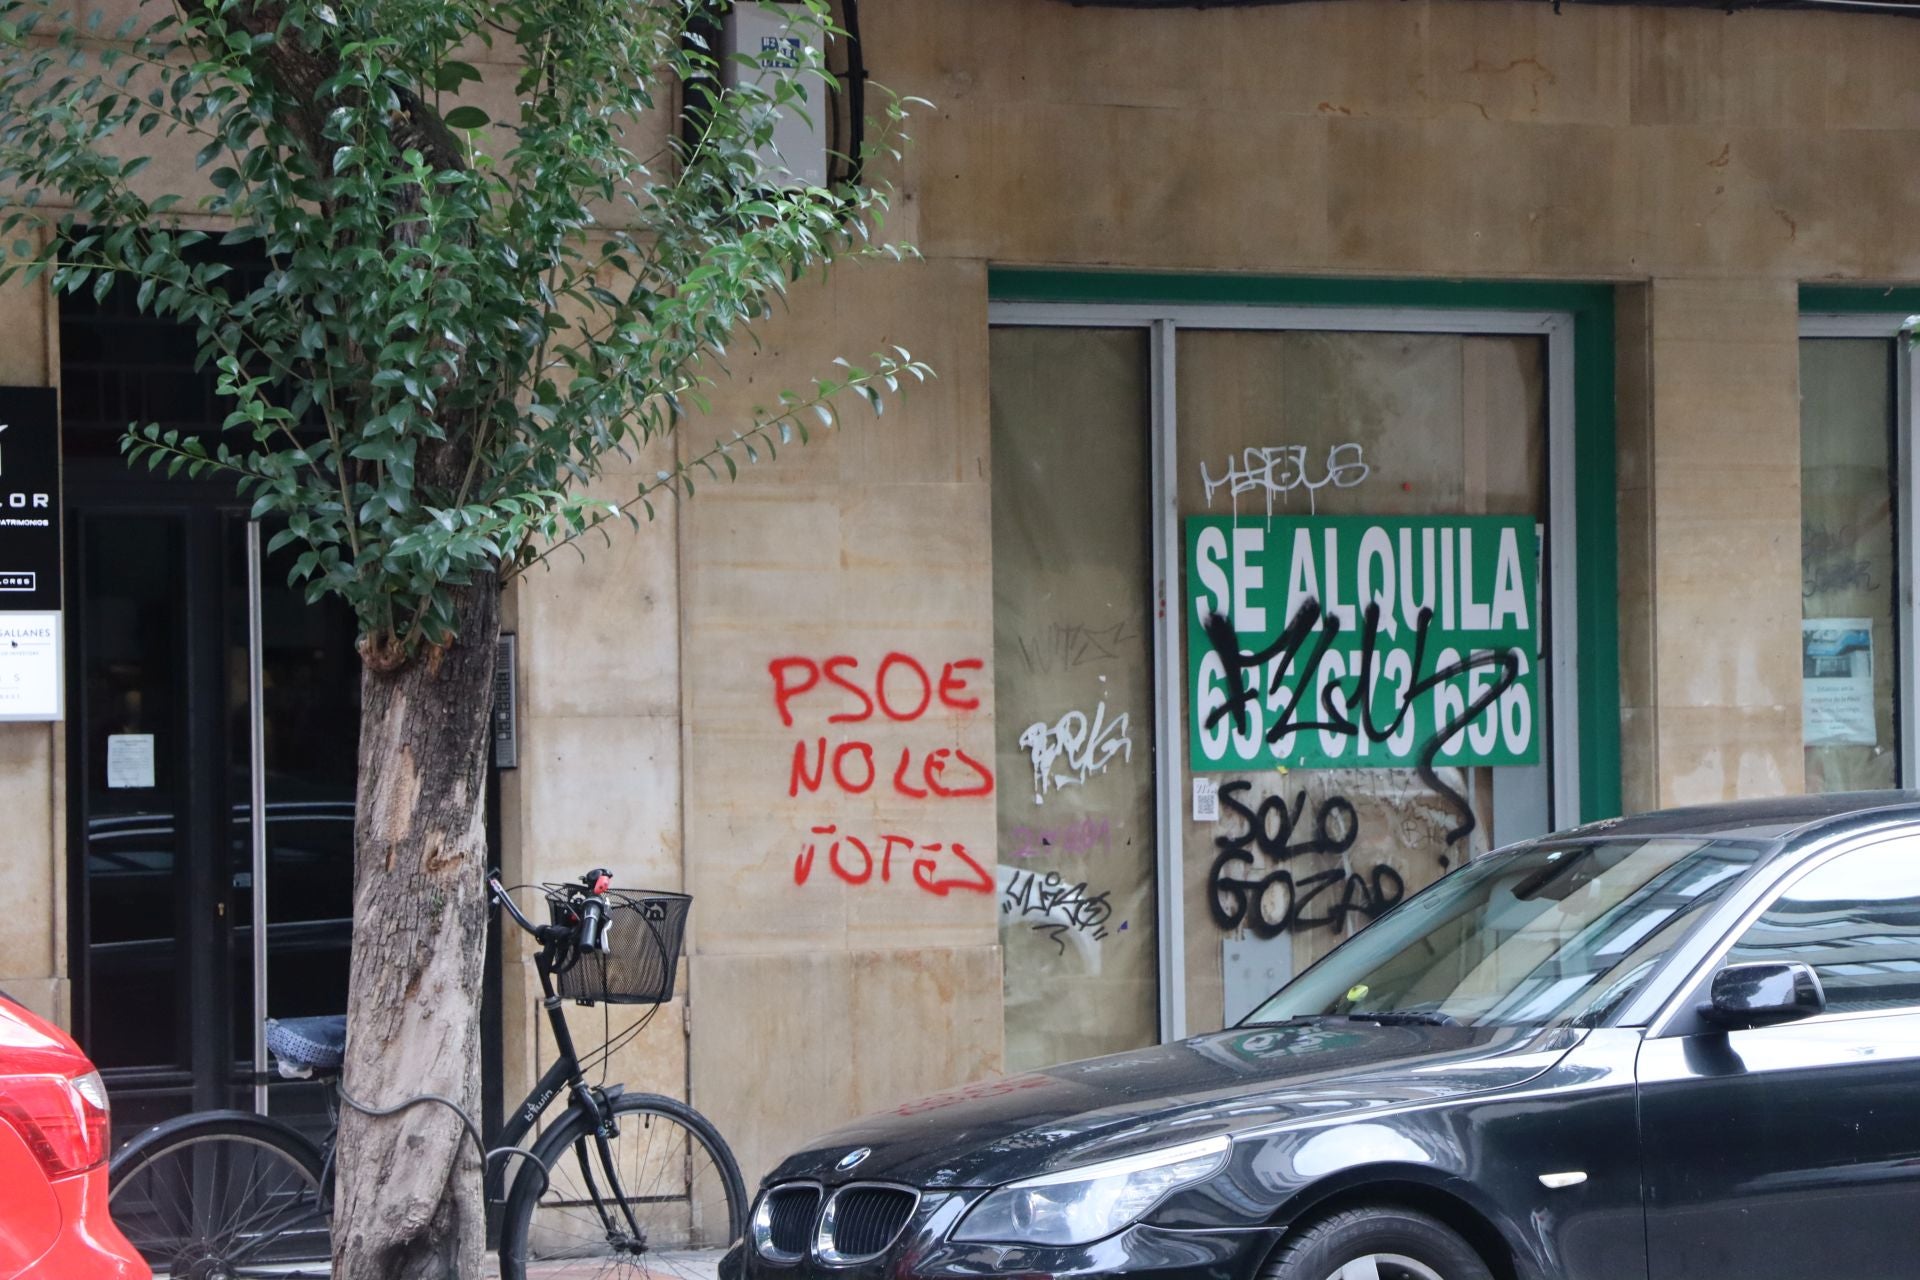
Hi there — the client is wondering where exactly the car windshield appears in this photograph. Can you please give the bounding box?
[1244,837,1765,1029]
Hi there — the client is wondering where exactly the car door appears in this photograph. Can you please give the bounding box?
[1636,835,1920,1280]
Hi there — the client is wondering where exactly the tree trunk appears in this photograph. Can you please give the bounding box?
[333,579,500,1280]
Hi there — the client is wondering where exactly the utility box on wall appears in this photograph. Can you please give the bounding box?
[721,2,829,189]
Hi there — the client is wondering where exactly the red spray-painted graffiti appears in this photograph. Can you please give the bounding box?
[772,653,995,897]
[792,825,993,896]
[769,653,984,726]
[786,741,993,800]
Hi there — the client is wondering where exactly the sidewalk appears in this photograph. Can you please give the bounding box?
[486,1250,726,1278]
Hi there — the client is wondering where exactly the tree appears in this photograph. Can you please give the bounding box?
[0,2,924,1275]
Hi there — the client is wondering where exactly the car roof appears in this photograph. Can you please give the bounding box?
[1549,790,1920,851]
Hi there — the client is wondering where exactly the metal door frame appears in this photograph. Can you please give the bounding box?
[1800,313,1918,789]
[64,492,243,1116]
[989,302,1583,1043]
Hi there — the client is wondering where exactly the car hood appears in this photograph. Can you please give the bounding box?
[769,1021,1582,1189]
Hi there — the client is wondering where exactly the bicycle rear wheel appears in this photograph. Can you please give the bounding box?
[499,1091,748,1280]
[108,1110,331,1278]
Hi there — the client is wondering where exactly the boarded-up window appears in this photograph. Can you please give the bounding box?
[1174,331,1553,1031]
[990,328,1159,1070]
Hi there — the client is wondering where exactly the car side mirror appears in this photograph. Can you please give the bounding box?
[1698,961,1826,1030]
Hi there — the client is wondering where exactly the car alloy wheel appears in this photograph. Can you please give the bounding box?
[1322,1256,1447,1280]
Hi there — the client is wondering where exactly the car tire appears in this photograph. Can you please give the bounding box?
[1258,1204,1496,1280]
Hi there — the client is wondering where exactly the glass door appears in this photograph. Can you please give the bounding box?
[224,515,360,1134]
[61,255,363,1143]
[1174,328,1555,1029]
[66,500,359,1142]
[67,507,202,1139]
[1797,323,1906,792]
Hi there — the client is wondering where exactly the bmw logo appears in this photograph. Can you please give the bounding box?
[835,1147,871,1173]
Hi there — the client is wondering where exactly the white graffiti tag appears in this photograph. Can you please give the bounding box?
[1200,442,1371,516]
[1019,700,1133,802]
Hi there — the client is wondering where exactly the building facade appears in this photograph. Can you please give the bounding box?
[3,0,1920,1190]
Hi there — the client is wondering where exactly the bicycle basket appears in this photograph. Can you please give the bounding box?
[549,888,691,1005]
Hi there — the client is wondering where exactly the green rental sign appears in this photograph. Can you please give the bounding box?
[1186,515,1540,772]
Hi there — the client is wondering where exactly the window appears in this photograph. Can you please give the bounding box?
[1725,842,1920,1015]
[1798,317,1913,791]
[990,327,1159,1070]
[1246,838,1758,1029]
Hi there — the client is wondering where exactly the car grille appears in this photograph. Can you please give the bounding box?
[824,1185,918,1260]
[763,1184,821,1258]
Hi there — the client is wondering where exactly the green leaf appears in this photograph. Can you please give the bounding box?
[432,62,483,91]
[443,105,490,130]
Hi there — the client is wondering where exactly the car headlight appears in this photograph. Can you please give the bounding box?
[951,1135,1230,1247]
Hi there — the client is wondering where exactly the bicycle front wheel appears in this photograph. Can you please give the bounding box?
[108,1110,331,1277]
[499,1091,748,1280]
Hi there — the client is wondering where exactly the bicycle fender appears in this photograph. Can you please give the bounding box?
[108,1109,324,1184]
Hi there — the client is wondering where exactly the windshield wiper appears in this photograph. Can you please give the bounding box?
[1241,1011,1465,1029]
[1343,1010,1462,1027]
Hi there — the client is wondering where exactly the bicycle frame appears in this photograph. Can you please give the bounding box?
[487,877,648,1252]
[114,878,667,1270]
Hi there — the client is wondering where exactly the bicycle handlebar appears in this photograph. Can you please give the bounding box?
[488,869,617,955]
[489,872,541,935]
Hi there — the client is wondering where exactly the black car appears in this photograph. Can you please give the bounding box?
[728,792,1920,1280]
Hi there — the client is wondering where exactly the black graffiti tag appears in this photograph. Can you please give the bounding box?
[1001,869,1116,955]
[1206,781,1405,937]
[1201,598,1521,858]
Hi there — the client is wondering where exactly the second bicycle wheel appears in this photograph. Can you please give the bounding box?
[498,1091,747,1280]
[108,1110,332,1277]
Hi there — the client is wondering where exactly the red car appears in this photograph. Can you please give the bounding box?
[0,990,147,1279]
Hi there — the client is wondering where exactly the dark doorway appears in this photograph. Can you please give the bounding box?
[61,272,360,1145]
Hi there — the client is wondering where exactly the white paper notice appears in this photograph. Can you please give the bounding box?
[0,612,60,720]
[107,734,156,789]
[1803,617,1877,746]
[1192,776,1220,822]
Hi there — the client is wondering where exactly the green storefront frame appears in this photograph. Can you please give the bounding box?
[1800,285,1920,316]
[987,268,1622,825]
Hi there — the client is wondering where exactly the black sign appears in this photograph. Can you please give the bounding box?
[0,387,59,612]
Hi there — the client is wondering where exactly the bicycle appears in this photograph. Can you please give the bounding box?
[106,868,749,1279]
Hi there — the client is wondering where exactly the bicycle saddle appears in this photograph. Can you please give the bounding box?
[266,1014,347,1075]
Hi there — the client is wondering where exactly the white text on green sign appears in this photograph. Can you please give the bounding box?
[1186,515,1540,771]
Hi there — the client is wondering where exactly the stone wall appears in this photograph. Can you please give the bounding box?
[1617,279,1806,809]
[886,0,1920,282]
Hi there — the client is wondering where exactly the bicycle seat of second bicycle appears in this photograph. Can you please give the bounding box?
[266,1014,346,1079]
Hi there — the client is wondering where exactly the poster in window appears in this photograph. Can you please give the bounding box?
[1802,618,1876,747]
